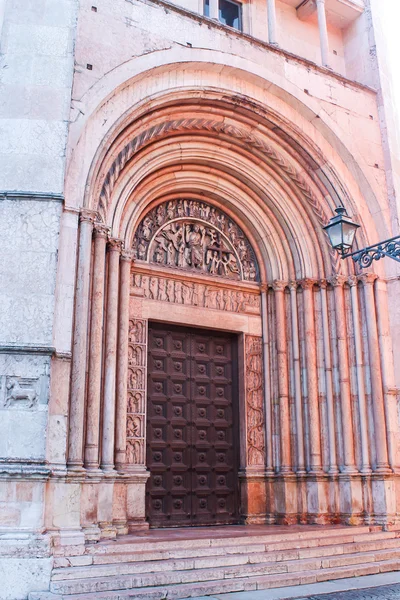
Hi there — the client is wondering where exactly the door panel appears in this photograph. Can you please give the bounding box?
[146,323,239,527]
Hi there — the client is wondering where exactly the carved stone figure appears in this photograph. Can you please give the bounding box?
[158,278,167,301]
[185,223,206,268]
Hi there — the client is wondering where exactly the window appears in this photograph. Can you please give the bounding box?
[204,0,243,32]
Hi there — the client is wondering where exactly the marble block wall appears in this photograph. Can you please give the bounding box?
[0,1,77,599]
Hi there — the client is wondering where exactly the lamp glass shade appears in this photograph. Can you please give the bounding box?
[326,221,343,249]
[341,221,358,249]
[323,207,360,255]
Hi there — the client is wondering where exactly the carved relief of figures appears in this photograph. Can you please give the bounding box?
[126,319,147,466]
[132,199,259,282]
[132,273,261,315]
[245,335,265,467]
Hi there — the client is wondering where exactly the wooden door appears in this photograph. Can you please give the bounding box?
[146,323,239,527]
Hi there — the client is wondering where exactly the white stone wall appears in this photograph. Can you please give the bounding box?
[0,0,77,193]
[0,2,78,598]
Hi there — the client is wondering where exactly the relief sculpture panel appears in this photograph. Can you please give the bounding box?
[132,273,261,315]
[132,199,259,282]
[245,335,265,467]
[126,319,148,466]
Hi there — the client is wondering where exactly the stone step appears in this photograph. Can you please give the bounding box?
[54,529,397,568]
[31,559,400,600]
[49,547,400,595]
[83,526,373,556]
[65,528,393,568]
[52,537,400,580]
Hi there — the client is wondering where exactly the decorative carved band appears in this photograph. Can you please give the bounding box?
[245,335,265,467]
[132,199,259,282]
[126,319,147,466]
[132,273,261,315]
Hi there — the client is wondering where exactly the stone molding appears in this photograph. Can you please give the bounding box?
[0,191,64,202]
[0,344,55,355]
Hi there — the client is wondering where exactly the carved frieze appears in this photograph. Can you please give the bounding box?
[245,335,265,467]
[132,273,261,315]
[126,319,147,466]
[132,199,259,282]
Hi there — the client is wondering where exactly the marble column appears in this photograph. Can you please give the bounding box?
[316,0,330,68]
[115,251,133,470]
[267,0,278,46]
[84,223,109,471]
[272,281,292,474]
[375,278,399,471]
[68,209,95,471]
[101,238,122,473]
[348,276,371,474]
[360,274,390,473]
[261,288,273,474]
[319,281,338,473]
[289,282,305,473]
[329,275,356,473]
[301,279,322,474]
[209,0,219,20]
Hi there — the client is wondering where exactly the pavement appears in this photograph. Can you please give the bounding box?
[180,572,400,600]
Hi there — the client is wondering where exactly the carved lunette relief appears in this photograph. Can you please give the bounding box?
[132,273,261,315]
[132,199,259,282]
[245,335,265,467]
[126,319,147,465]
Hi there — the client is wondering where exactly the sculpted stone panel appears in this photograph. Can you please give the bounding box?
[1,376,41,410]
[245,335,265,467]
[126,319,147,466]
[132,199,259,282]
[132,273,261,315]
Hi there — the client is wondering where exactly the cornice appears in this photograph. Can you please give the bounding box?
[0,191,64,203]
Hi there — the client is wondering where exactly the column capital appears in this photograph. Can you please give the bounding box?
[299,278,318,290]
[347,275,359,287]
[121,249,133,262]
[288,281,299,291]
[272,280,287,292]
[359,273,378,286]
[93,222,110,239]
[328,274,347,288]
[79,208,97,224]
[107,238,123,253]
[319,279,328,289]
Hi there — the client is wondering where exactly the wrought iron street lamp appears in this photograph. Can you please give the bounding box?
[324,207,400,268]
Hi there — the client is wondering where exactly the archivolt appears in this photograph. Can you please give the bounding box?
[98,117,338,270]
